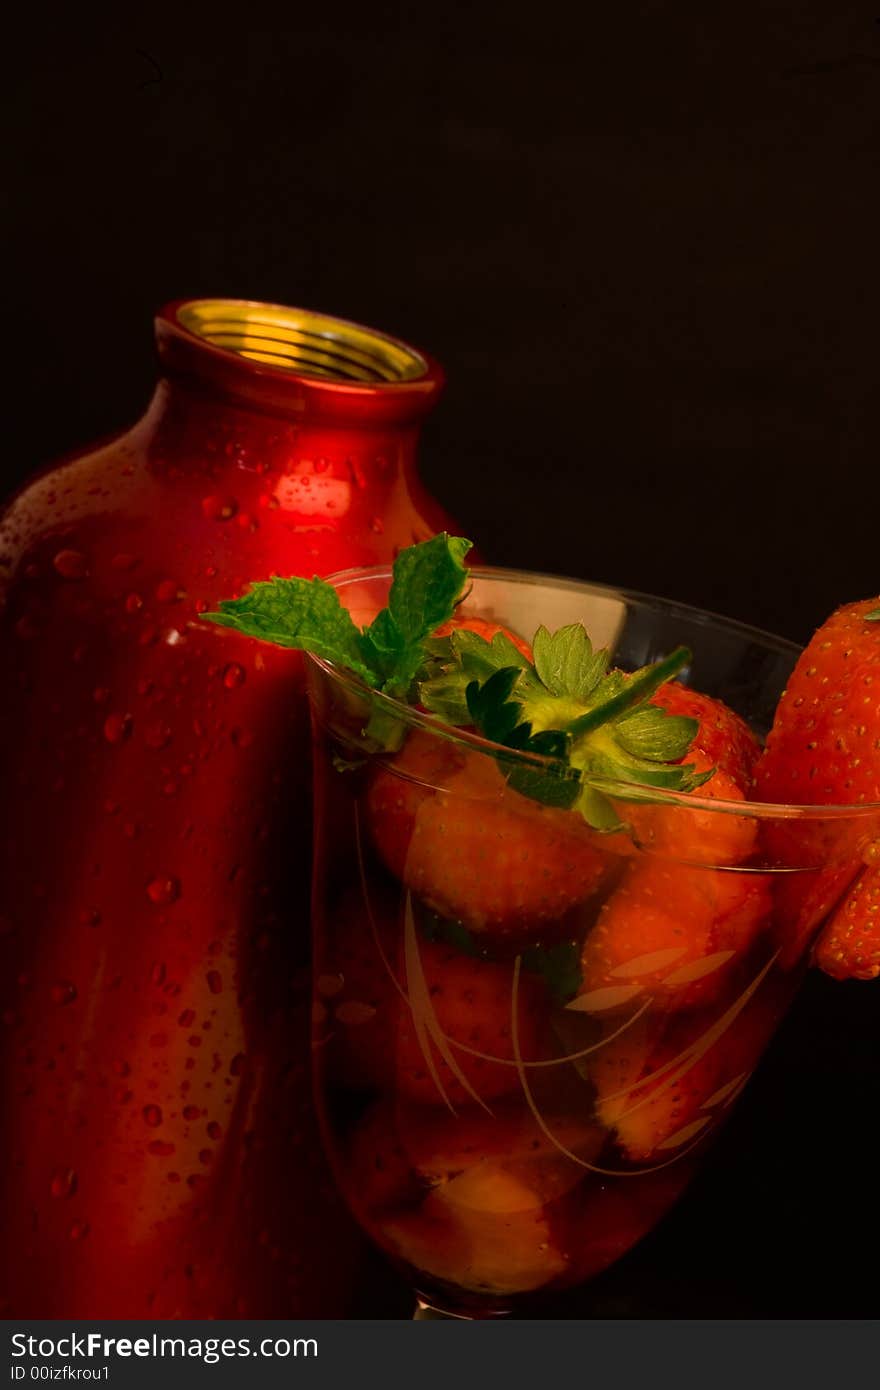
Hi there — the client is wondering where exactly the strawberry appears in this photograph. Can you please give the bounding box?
[394,935,549,1105]
[813,864,880,980]
[579,862,772,1009]
[367,731,612,935]
[651,682,761,791]
[589,991,779,1161]
[350,1099,601,1296]
[580,730,770,1011]
[754,597,880,978]
[321,882,551,1103]
[624,749,757,866]
[433,614,533,663]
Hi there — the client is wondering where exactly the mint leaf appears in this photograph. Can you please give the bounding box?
[204,576,378,682]
[866,608,880,622]
[386,533,472,642]
[359,533,472,695]
[205,533,473,710]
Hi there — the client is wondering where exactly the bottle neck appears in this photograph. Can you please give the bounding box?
[140,299,443,490]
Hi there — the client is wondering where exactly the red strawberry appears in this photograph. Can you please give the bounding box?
[579,861,771,1010]
[320,883,551,1104]
[349,1099,600,1296]
[580,735,770,1011]
[813,864,880,980]
[434,614,533,662]
[590,991,779,1161]
[651,682,761,791]
[754,597,880,978]
[394,936,549,1105]
[367,731,611,936]
[625,749,757,866]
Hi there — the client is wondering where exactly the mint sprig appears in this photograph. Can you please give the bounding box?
[204,533,472,700]
[205,533,713,831]
[203,575,377,681]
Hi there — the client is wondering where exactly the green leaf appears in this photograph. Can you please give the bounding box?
[532,624,607,699]
[359,533,473,695]
[615,708,699,762]
[386,533,472,642]
[203,576,378,682]
[419,628,530,725]
[866,608,880,622]
[465,667,526,744]
[565,647,692,738]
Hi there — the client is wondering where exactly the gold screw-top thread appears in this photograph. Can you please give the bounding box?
[176,300,427,385]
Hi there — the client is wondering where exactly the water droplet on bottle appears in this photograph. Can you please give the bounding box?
[103,712,133,744]
[201,496,237,521]
[156,580,182,604]
[125,593,144,613]
[50,981,77,1006]
[183,1104,200,1121]
[144,721,172,751]
[111,553,138,571]
[143,1104,163,1128]
[150,962,166,987]
[78,908,101,927]
[206,970,222,995]
[146,876,180,906]
[53,550,87,579]
[370,516,385,535]
[206,1121,222,1141]
[92,686,110,704]
[69,1219,89,1240]
[50,1167,78,1199]
[230,727,253,748]
[198,1148,213,1165]
[178,1008,195,1027]
[230,1053,246,1077]
[222,663,245,690]
[113,1059,131,1077]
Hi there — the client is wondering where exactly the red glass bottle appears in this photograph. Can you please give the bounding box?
[0,299,457,1316]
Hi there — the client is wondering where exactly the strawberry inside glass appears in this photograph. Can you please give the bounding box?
[208,539,880,1317]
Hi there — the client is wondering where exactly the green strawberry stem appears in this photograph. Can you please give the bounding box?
[565,647,692,737]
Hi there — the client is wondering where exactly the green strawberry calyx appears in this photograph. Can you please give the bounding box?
[203,533,709,830]
[424,623,709,829]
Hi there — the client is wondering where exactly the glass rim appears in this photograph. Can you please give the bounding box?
[307,562,880,824]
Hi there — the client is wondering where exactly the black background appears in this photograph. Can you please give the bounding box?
[6,4,880,1316]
